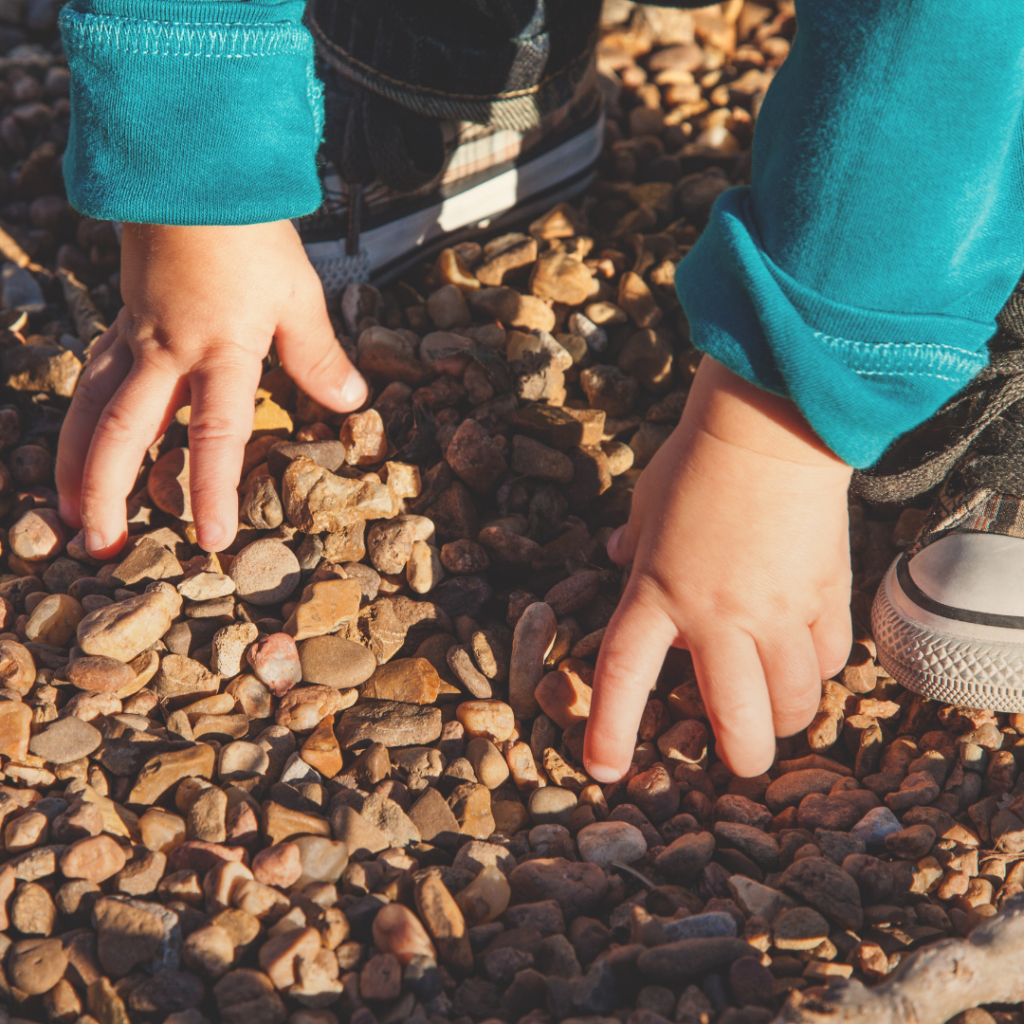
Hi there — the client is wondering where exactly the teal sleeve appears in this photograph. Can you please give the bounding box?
[676,0,1024,469]
[59,0,324,225]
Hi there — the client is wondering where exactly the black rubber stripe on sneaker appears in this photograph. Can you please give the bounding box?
[897,552,1024,630]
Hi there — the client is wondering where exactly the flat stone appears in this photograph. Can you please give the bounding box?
[577,821,647,869]
[77,585,182,662]
[336,700,442,749]
[154,654,220,704]
[148,447,193,520]
[29,715,101,763]
[0,700,32,760]
[778,856,863,931]
[283,578,362,641]
[178,572,235,602]
[362,658,441,704]
[112,538,183,586]
[508,857,608,919]
[663,912,738,941]
[228,539,301,607]
[8,936,67,995]
[129,744,216,805]
[299,635,376,688]
[637,938,754,983]
[60,834,127,882]
[772,907,830,951]
[330,804,390,859]
[67,654,135,693]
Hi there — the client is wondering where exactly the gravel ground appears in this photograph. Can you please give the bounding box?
[0,3,1014,1024]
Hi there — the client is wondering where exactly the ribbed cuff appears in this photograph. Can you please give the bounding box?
[60,1,324,225]
[676,187,993,469]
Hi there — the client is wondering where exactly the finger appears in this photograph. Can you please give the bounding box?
[810,594,853,679]
[585,583,678,782]
[79,363,185,557]
[275,280,367,412]
[606,524,635,566]
[55,323,132,529]
[187,352,264,551]
[757,628,823,738]
[691,628,776,777]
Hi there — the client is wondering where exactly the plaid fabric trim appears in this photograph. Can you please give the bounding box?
[309,73,599,229]
[908,486,1024,557]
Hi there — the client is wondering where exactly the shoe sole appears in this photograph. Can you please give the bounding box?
[304,114,604,290]
[873,557,1024,711]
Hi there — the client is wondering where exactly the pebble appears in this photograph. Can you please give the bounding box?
[67,654,135,693]
[509,602,557,719]
[0,699,32,759]
[298,635,377,688]
[8,936,67,994]
[284,577,362,640]
[148,447,193,519]
[247,632,302,696]
[9,508,65,561]
[362,657,441,704]
[29,715,101,763]
[77,585,182,662]
[456,699,515,743]
[60,834,128,882]
[336,699,442,749]
[229,539,301,607]
[577,820,647,868]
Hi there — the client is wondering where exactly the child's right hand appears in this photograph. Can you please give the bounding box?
[55,221,367,557]
[584,357,854,781]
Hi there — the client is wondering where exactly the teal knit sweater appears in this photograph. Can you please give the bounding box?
[59,0,1024,468]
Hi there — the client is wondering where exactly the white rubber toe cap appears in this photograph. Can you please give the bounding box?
[908,531,1024,618]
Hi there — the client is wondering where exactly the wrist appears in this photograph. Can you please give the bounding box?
[683,357,851,472]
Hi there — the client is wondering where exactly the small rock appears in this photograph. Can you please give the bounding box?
[60,834,128,882]
[229,539,301,607]
[29,715,101,763]
[577,821,647,868]
[247,633,302,696]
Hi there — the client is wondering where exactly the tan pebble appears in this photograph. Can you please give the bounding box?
[535,668,592,729]
[406,539,443,594]
[8,936,67,995]
[5,809,48,852]
[506,741,541,791]
[259,926,322,989]
[9,508,66,561]
[371,901,436,965]
[466,736,510,789]
[340,409,387,466]
[456,699,515,743]
[60,834,127,882]
[0,639,36,694]
[138,806,186,856]
[0,700,31,759]
[300,714,343,777]
[414,871,472,973]
[252,842,303,889]
[232,878,290,922]
[455,864,511,926]
[68,654,135,694]
[509,602,557,719]
[183,922,235,979]
[204,859,255,913]
[362,658,440,705]
[283,578,362,641]
[130,744,216,805]
[25,593,83,645]
[77,585,182,662]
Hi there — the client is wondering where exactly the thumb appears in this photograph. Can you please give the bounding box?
[275,298,368,413]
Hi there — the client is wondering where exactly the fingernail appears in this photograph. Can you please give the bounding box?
[586,762,623,784]
[200,523,225,552]
[606,526,626,563]
[340,371,368,408]
[84,530,105,555]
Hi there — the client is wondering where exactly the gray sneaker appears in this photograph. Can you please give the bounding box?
[866,276,1024,710]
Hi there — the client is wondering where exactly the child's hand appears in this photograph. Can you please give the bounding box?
[584,357,853,781]
[56,221,366,556]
